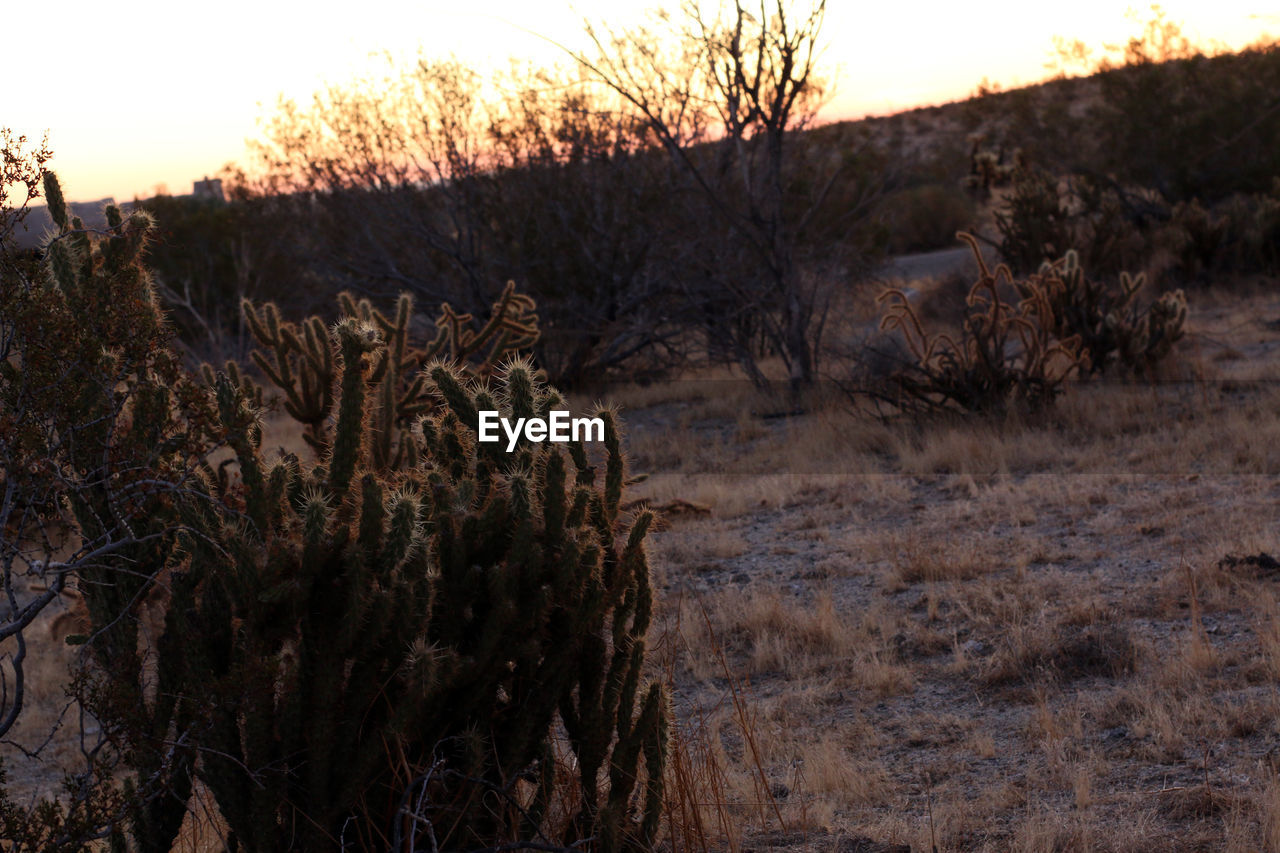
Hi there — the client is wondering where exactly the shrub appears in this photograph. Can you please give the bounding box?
[1092,25,1280,204]
[1,170,229,851]
[989,20,1280,285]
[996,161,1280,286]
[995,166,1157,278]
[874,183,977,254]
[0,759,125,853]
[1163,190,1280,279]
[140,192,328,364]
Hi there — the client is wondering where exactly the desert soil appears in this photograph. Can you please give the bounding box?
[619,284,1280,851]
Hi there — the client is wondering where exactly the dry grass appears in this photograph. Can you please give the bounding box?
[627,286,1280,850]
[7,281,1280,851]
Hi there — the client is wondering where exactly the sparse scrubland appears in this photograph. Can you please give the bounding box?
[618,308,1280,850]
[4,3,1280,852]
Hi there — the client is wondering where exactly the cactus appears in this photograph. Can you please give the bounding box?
[1016,248,1187,375]
[7,176,659,851]
[241,281,538,457]
[874,232,1188,413]
[166,326,665,850]
[963,135,1020,199]
[875,233,1089,413]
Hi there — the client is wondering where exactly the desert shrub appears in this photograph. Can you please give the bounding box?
[1012,250,1187,376]
[244,58,692,388]
[1162,190,1280,279]
[874,183,977,254]
[1092,22,1280,205]
[140,192,327,363]
[990,18,1280,285]
[997,164,1280,285]
[1,169,230,851]
[0,759,127,853]
[246,4,888,391]
[995,166,1156,278]
[870,233,1089,414]
[2,168,305,853]
[994,166,1076,274]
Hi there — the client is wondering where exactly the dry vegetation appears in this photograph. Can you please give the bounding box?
[5,10,1280,850]
[600,284,1280,851]
[4,152,1277,853]
[2,194,1278,853]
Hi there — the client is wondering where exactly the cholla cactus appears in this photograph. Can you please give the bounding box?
[1129,287,1187,368]
[8,175,659,853]
[964,136,1020,198]
[168,332,664,851]
[875,232,1089,413]
[1020,248,1187,375]
[877,234,1188,413]
[242,281,539,457]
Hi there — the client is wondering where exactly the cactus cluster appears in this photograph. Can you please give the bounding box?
[874,232,1189,413]
[1018,249,1187,375]
[164,323,665,850]
[8,173,662,851]
[242,282,538,457]
[875,233,1090,413]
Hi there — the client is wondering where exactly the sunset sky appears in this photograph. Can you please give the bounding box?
[8,1,1277,202]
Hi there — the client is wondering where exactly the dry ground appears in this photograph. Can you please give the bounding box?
[613,281,1280,852]
[4,279,1280,852]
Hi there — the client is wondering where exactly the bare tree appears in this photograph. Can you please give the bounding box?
[574,0,882,391]
[248,59,497,309]
[246,57,691,384]
[1,129,57,739]
[240,5,884,388]
[483,63,692,382]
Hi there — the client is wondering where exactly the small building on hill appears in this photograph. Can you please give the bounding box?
[192,176,224,202]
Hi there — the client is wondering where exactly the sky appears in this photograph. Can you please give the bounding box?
[7,1,1278,202]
